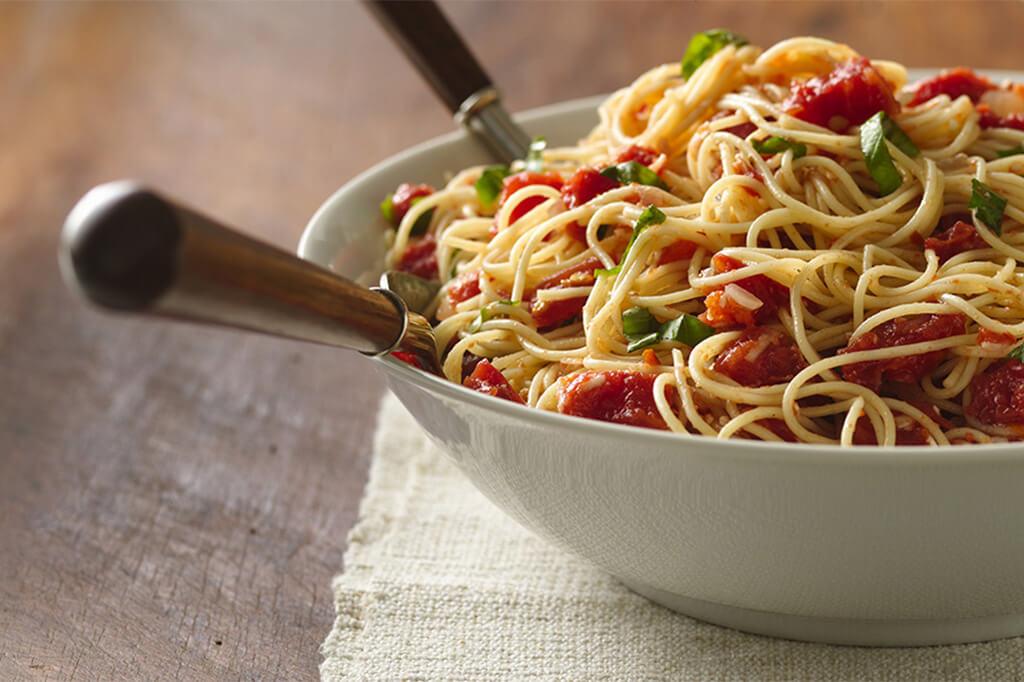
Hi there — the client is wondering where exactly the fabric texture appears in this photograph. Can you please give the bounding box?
[321,394,1024,681]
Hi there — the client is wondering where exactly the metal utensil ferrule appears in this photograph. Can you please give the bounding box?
[455,87,530,163]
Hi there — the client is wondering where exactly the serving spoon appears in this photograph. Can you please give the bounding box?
[60,182,442,374]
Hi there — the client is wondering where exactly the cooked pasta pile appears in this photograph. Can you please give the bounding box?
[381,34,1024,446]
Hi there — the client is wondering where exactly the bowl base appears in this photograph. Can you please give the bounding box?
[620,578,1024,647]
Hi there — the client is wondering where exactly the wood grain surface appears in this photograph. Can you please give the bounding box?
[1,2,1021,679]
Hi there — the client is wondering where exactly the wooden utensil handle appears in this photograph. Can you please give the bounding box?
[60,181,407,356]
[363,0,491,114]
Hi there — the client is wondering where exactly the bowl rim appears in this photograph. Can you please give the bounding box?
[300,80,1024,462]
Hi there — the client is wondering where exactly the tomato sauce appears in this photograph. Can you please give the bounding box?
[713,327,807,387]
[558,370,672,430]
[463,359,525,404]
[784,57,898,131]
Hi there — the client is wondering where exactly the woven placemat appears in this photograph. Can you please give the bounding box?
[321,394,1024,681]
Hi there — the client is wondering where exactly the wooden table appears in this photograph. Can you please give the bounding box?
[2,2,1020,678]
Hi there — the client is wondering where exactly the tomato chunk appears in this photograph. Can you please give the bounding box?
[498,171,564,224]
[616,145,659,166]
[839,314,967,391]
[447,269,481,306]
[396,234,438,280]
[908,68,995,106]
[561,168,621,210]
[784,57,898,131]
[700,254,790,329]
[388,183,434,225]
[978,329,1016,349]
[530,257,603,330]
[851,416,931,446]
[558,370,671,430]
[657,240,698,264]
[924,220,987,262]
[713,327,807,387]
[967,360,1024,426]
[977,106,1024,132]
[711,110,756,138]
[463,359,525,404]
[391,351,425,370]
[760,419,798,442]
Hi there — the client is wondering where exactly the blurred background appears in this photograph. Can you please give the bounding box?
[2,2,1022,679]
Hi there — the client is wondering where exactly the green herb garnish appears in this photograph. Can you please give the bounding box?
[526,137,547,171]
[860,112,910,196]
[659,314,717,347]
[379,194,395,223]
[1009,343,1024,362]
[753,136,807,159]
[467,307,491,333]
[475,165,510,211]
[593,206,667,279]
[621,306,717,352]
[681,29,748,79]
[969,179,1008,234]
[600,161,668,190]
[997,145,1024,158]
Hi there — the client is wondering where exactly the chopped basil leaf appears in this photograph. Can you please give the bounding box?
[997,145,1024,158]
[1009,343,1024,362]
[860,112,903,196]
[498,299,518,306]
[622,205,667,260]
[380,194,395,224]
[681,29,748,79]
[595,208,667,279]
[449,249,463,279]
[879,114,919,157]
[526,137,547,171]
[626,332,660,353]
[623,306,657,336]
[600,161,668,190]
[475,165,510,211]
[409,199,434,236]
[467,307,491,333]
[969,179,1008,235]
[622,306,717,352]
[752,136,807,159]
[659,314,717,347]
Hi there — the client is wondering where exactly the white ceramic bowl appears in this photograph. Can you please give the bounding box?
[299,76,1024,646]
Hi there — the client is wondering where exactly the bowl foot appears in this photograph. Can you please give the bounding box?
[620,578,1024,647]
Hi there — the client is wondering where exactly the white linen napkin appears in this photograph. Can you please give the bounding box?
[321,394,1024,680]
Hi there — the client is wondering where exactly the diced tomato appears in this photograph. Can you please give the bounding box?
[908,68,995,106]
[498,171,564,224]
[967,360,1024,426]
[396,234,439,280]
[529,257,603,330]
[761,418,798,442]
[711,110,757,138]
[924,220,987,262]
[463,359,525,404]
[657,240,699,265]
[851,416,929,445]
[558,370,673,430]
[839,314,967,391]
[700,254,790,329]
[561,168,621,210]
[391,351,425,370]
[978,329,1016,349]
[784,57,899,131]
[616,145,659,167]
[977,105,1024,132]
[447,270,481,306]
[641,348,660,367]
[713,327,807,387]
[389,183,434,225]
[566,221,589,244]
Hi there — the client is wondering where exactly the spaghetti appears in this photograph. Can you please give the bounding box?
[382,35,1024,446]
